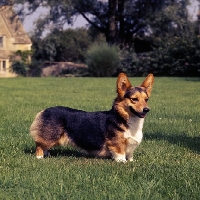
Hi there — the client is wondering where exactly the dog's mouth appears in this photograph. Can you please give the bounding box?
[129,107,149,118]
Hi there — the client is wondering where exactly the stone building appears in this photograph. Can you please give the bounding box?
[0,6,32,77]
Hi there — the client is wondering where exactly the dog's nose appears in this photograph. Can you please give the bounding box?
[143,108,150,113]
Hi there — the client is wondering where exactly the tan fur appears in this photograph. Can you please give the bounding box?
[117,73,132,100]
[114,74,154,121]
[30,111,70,157]
[58,133,70,146]
[106,131,127,155]
[140,73,154,97]
[30,111,44,141]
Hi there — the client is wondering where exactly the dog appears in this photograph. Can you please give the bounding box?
[30,73,154,162]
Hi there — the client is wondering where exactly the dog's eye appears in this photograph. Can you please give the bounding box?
[131,98,138,102]
[145,98,149,102]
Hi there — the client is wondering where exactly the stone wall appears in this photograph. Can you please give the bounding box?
[42,62,88,77]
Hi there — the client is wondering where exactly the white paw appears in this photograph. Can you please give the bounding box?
[116,159,127,163]
[36,155,44,159]
[127,157,134,162]
[112,153,126,162]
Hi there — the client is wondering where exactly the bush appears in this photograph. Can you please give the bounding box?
[11,61,26,76]
[119,36,200,77]
[86,43,120,77]
[27,60,42,77]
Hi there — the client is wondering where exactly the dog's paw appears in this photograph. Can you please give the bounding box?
[36,150,50,159]
[116,159,127,163]
[36,155,44,159]
[127,157,134,162]
[114,156,127,163]
[111,152,127,162]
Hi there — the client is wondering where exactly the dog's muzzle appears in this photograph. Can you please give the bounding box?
[130,107,150,118]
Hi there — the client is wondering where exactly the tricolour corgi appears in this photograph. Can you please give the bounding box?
[30,73,154,162]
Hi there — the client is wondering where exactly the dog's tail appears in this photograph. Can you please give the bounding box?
[30,111,44,141]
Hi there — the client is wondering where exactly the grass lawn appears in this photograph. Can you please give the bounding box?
[0,76,200,200]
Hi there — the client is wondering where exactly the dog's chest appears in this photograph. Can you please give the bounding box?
[123,117,144,144]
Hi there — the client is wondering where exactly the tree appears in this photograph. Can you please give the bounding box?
[0,0,13,6]
[3,0,190,45]
[3,0,199,77]
[31,28,93,63]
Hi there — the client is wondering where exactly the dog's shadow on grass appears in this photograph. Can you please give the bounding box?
[24,146,108,159]
[24,133,200,158]
[24,146,89,158]
[145,132,200,153]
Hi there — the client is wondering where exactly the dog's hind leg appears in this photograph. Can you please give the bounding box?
[35,142,54,159]
[35,142,51,159]
[35,133,69,158]
[35,142,45,159]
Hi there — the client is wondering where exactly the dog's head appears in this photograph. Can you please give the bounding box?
[114,73,154,120]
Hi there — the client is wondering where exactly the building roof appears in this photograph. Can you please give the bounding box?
[0,6,32,44]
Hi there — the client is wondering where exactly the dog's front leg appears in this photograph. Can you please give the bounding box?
[111,152,126,162]
[125,138,139,162]
[107,142,127,162]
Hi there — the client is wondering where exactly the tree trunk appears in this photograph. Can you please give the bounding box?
[118,0,125,44]
[108,0,118,44]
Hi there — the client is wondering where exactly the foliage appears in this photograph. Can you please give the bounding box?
[12,50,32,63]
[120,33,200,77]
[11,61,27,76]
[119,48,139,76]
[149,34,200,76]
[9,50,43,77]
[31,28,92,63]
[118,2,200,77]
[56,28,92,62]
[4,0,199,77]
[86,43,120,77]
[0,77,200,199]
[27,59,43,77]
[11,0,189,45]
[0,0,13,6]
[10,50,35,76]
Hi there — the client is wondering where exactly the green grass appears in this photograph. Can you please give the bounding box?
[0,76,200,200]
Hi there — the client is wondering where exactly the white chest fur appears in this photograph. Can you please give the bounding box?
[124,117,144,144]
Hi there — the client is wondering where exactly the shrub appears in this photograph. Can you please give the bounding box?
[119,36,200,77]
[11,61,26,76]
[119,48,141,76]
[27,60,42,77]
[86,43,120,77]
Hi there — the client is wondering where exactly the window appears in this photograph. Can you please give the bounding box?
[0,61,6,72]
[0,37,3,48]
[2,61,6,71]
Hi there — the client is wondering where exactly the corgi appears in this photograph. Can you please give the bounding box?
[30,73,154,162]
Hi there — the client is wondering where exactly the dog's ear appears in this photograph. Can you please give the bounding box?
[141,73,154,97]
[117,73,132,99]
